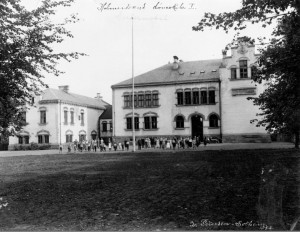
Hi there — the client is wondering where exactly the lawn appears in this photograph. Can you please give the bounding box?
[0,149,299,231]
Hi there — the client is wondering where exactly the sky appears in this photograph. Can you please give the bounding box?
[26,0,275,104]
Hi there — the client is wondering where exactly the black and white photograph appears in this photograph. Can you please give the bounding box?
[0,0,299,230]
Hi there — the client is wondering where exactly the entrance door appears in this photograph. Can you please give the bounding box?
[191,115,203,141]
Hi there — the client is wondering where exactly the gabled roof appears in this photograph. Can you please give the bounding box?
[40,88,110,110]
[112,59,222,88]
[99,105,112,120]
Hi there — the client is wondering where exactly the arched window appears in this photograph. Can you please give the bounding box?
[70,108,74,124]
[65,130,73,143]
[91,130,97,140]
[176,115,184,128]
[209,114,219,127]
[37,130,50,144]
[63,107,68,124]
[80,109,84,126]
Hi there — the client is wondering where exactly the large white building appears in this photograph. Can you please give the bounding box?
[9,86,110,149]
[111,42,270,143]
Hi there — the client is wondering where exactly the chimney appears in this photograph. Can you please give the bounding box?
[58,85,69,93]
[172,55,179,70]
[95,93,103,100]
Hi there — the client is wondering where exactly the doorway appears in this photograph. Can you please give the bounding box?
[191,115,204,141]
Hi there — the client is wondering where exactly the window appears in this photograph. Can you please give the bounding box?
[192,91,199,104]
[126,118,132,130]
[251,66,256,79]
[124,95,130,107]
[110,122,113,132]
[144,117,150,129]
[152,93,159,106]
[145,94,151,107]
[38,134,49,144]
[177,92,183,105]
[18,136,23,144]
[144,116,157,129]
[208,90,215,104]
[64,110,68,124]
[239,60,248,78]
[66,134,73,143]
[138,95,144,107]
[44,135,49,143]
[231,68,237,79]
[40,110,46,124]
[38,135,43,144]
[102,121,107,132]
[151,117,157,129]
[126,117,139,130]
[185,91,191,105]
[24,136,29,144]
[176,116,184,128]
[80,111,84,126]
[134,117,139,129]
[209,114,219,127]
[70,110,74,124]
[201,91,207,104]
[134,94,137,107]
[91,131,97,140]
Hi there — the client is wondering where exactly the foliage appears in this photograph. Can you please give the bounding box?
[193,0,300,148]
[0,0,84,136]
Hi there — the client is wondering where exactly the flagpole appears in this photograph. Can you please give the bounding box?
[131,17,136,152]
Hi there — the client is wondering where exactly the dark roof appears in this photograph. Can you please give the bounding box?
[112,59,222,88]
[99,105,112,120]
[40,88,110,110]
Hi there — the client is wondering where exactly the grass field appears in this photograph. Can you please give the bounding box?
[0,149,299,230]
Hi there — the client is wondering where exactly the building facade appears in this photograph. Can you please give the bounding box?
[98,105,113,144]
[9,86,110,149]
[111,43,270,143]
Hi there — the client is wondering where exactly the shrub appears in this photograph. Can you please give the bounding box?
[31,142,39,150]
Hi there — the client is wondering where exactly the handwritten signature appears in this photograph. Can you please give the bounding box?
[97,2,197,12]
[190,219,273,230]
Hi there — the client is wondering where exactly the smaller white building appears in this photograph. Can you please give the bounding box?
[9,86,110,149]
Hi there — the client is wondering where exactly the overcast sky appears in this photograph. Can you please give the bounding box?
[27,0,274,104]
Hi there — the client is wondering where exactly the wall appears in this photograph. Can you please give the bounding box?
[219,44,270,142]
[113,81,221,141]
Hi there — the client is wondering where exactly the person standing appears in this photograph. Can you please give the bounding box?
[92,139,97,152]
[204,137,207,146]
[108,138,112,151]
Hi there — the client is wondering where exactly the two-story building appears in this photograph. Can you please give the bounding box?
[9,86,110,149]
[111,42,270,143]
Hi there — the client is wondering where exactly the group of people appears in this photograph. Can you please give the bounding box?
[136,136,210,150]
[67,138,131,153]
[64,136,215,153]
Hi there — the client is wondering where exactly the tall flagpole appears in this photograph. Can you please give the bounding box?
[131,17,136,152]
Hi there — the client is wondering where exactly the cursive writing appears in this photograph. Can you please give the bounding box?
[96,1,197,12]
[190,219,273,230]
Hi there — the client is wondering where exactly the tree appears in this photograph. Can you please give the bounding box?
[193,0,300,148]
[0,0,84,137]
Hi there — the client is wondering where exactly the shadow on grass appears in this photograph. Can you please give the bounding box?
[0,149,299,230]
